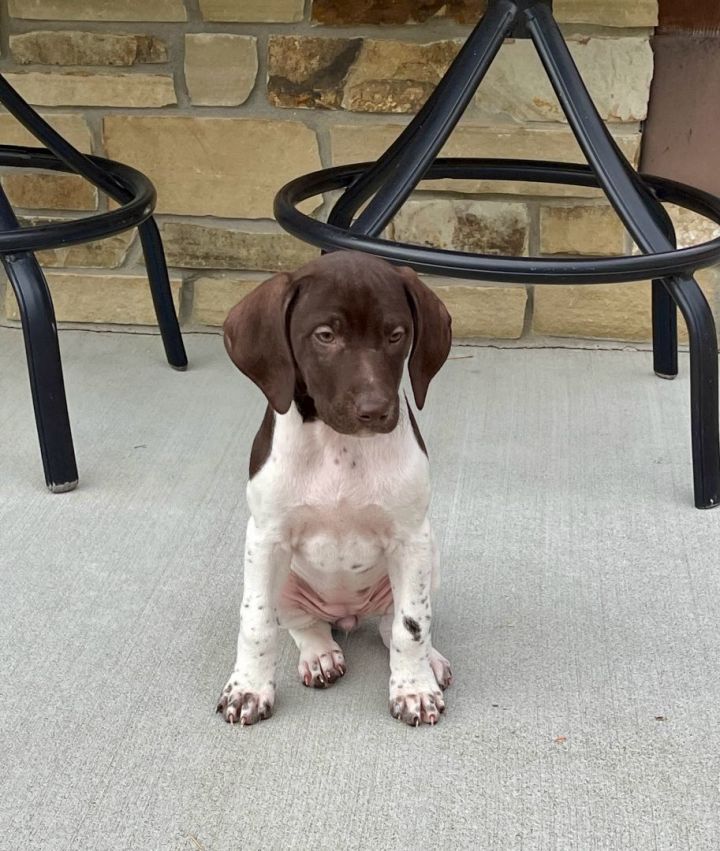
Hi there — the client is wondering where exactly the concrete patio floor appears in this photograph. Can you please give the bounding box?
[1,325,720,851]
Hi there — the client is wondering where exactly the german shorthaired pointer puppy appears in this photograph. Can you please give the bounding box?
[217,250,453,727]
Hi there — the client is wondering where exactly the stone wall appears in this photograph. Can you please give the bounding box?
[0,0,715,342]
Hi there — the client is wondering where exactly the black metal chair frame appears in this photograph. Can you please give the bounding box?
[0,75,187,493]
[275,0,720,510]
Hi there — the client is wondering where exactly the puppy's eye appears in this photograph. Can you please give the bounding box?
[314,327,336,344]
[389,328,405,344]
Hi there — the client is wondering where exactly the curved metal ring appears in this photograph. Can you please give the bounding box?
[274,159,720,285]
[0,145,156,254]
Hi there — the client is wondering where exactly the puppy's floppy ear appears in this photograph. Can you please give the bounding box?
[223,272,298,414]
[398,265,452,409]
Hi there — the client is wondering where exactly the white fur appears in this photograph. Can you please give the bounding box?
[219,401,451,726]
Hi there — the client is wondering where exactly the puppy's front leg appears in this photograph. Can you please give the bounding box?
[217,517,289,726]
[387,521,446,727]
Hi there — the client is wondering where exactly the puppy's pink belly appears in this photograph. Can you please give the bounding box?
[280,571,393,629]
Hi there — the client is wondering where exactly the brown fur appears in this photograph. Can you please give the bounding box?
[224,251,451,469]
[249,404,275,479]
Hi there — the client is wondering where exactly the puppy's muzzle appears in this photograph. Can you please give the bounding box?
[355,395,393,427]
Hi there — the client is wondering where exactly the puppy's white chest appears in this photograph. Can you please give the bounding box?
[249,405,429,536]
[289,501,390,574]
[265,431,411,617]
[247,405,431,615]
[286,439,398,576]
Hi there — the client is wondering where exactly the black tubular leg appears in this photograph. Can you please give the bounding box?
[665,276,720,508]
[653,281,679,379]
[0,190,78,492]
[138,219,187,369]
[3,257,78,491]
[652,204,679,379]
[328,0,517,234]
[526,3,720,508]
[0,74,187,369]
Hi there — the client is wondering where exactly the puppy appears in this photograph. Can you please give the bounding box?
[217,250,452,727]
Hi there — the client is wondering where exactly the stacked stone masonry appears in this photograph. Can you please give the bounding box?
[1,0,717,342]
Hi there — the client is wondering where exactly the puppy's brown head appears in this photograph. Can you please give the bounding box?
[223,251,451,435]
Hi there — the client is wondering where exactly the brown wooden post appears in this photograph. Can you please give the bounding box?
[641,1,720,196]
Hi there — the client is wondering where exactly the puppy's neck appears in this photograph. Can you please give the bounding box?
[280,401,409,450]
[293,390,318,423]
[288,390,408,443]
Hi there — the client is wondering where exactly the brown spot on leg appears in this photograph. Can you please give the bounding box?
[403,615,422,641]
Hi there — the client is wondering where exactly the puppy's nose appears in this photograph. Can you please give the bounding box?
[355,397,391,424]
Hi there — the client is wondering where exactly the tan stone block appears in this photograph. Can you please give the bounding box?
[160,221,318,271]
[267,36,459,113]
[0,113,91,151]
[475,37,653,123]
[103,116,321,218]
[268,36,361,110]
[540,204,626,256]
[532,271,719,342]
[185,34,257,107]
[311,0,484,26]
[330,123,641,197]
[8,0,187,21]
[427,279,527,339]
[5,272,182,325]
[665,204,720,249]
[312,0,657,27]
[193,275,265,326]
[36,237,134,268]
[200,0,304,22]
[2,173,97,211]
[4,72,176,107]
[18,219,135,268]
[391,200,528,255]
[10,31,167,65]
[344,39,459,113]
[554,0,658,28]
[269,34,652,119]
[533,282,652,341]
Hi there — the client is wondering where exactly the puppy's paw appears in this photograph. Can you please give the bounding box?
[389,674,445,727]
[216,677,275,726]
[429,647,453,691]
[298,643,346,688]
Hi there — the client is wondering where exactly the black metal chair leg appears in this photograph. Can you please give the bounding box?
[665,276,720,508]
[138,219,187,370]
[649,200,679,380]
[0,74,187,370]
[4,256,78,492]
[526,2,720,508]
[0,190,77,492]
[653,281,679,379]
